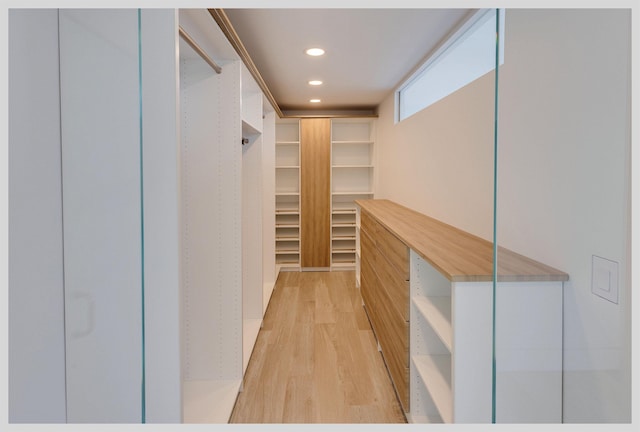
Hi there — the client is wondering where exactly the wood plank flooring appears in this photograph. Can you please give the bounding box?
[230,271,407,423]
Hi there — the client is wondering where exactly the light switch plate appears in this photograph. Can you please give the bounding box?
[591,255,619,304]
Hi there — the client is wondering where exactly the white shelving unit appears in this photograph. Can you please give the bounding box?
[178,10,277,423]
[178,24,243,423]
[275,119,301,272]
[330,119,375,270]
[357,200,564,424]
[409,251,461,423]
[274,117,375,273]
[409,249,563,423]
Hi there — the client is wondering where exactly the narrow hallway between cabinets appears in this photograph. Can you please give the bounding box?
[230,271,406,423]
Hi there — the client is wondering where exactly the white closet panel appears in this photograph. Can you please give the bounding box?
[140,9,182,423]
[262,109,277,313]
[180,48,242,382]
[59,9,143,423]
[241,66,264,374]
[179,29,243,419]
[8,9,67,423]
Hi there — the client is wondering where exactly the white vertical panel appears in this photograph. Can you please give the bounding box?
[180,50,223,380]
[178,10,243,422]
[241,67,265,362]
[242,124,264,374]
[180,51,242,381]
[451,281,493,423]
[140,9,182,423]
[8,9,67,423]
[262,109,277,311]
[495,281,563,422]
[215,59,243,379]
[217,60,243,379]
[59,9,142,422]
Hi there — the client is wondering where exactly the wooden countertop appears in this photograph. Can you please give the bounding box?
[356,199,569,283]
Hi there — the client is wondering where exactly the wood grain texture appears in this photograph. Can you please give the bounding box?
[359,230,378,320]
[359,226,410,412]
[300,118,331,268]
[229,271,406,423]
[361,210,409,280]
[356,199,569,282]
[360,228,409,321]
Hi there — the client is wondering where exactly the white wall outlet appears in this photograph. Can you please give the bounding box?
[591,255,619,304]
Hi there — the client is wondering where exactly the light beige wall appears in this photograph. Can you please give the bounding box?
[497,9,631,422]
[376,69,496,241]
[376,8,631,423]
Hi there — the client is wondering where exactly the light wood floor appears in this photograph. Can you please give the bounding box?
[230,270,407,424]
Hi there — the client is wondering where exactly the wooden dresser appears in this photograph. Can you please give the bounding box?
[355,199,568,423]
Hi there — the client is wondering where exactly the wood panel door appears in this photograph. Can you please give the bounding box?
[300,118,331,268]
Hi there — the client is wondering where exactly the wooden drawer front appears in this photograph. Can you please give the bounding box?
[360,259,409,411]
[360,228,409,412]
[361,210,409,280]
[359,266,380,337]
[374,279,409,412]
[361,233,385,342]
[370,245,409,322]
[360,262,378,326]
[360,231,378,319]
[361,217,409,321]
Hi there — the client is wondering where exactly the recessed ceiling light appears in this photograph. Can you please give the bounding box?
[306,48,325,56]
[310,99,321,103]
[308,80,323,86]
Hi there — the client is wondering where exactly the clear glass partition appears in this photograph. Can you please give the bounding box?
[494,8,632,424]
[403,8,502,424]
[58,9,145,422]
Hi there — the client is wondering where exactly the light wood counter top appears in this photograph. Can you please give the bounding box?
[356,199,569,283]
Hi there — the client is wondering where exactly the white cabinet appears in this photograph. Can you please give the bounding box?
[8,8,275,424]
[409,250,564,423]
[356,199,566,424]
[241,62,276,377]
[179,16,277,422]
[275,119,301,271]
[9,9,68,423]
[409,251,493,423]
[274,117,376,272]
[331,119,375,269]
[58,9,144,423]
[178,28,242,423]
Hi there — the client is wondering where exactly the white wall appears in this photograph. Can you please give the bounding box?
[8,9,67,423]
[377,8,631,423]
[497,9,631,423]
[376,69,496,241]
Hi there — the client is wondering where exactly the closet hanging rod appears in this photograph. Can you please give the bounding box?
[179,26,222,74]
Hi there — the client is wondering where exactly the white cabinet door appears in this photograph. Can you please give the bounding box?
[59,9,143,423]
[8,9,67,423]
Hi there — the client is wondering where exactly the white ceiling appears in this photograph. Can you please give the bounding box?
[223,8,474,115]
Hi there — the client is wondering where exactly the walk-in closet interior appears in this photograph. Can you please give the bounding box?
[7,5,633,427]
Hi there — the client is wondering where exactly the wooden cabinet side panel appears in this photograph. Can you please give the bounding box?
[300,118,331,268]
